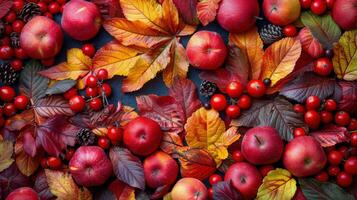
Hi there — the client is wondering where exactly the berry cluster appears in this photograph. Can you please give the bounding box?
[300,0,334,15]
[0,86,29,126]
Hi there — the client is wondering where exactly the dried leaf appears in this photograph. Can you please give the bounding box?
[108,179,135,200]
[14,137,40,176]
[5,110,35,131]
[0,141,14,172]
[34,96,74,118]
[298,27,324,58]
[213,181,243,200]
[0,164,30,199]
[301,11,341,49]
[260,38,302,86]
[310,125,350,147]
[173,0,198,25]
[160,132,184,154]
[0,0,12,19]
[45,169,92,200]
[229,27,264,80]
[333,30,357,81]
[45,80,77,95]
[257,168,297,200]
[109,147,145,190]
[334,81,357,115]
[196,0,221,26]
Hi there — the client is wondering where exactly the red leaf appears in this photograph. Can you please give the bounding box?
[0,0,12,19]
[334,81,357,115]
[34,170,55,200]
[310,125,350,147]
[196,0,221,26]
[109,147,145,190]
[23,130,37,157]
[34,96,75,118]
[173,0,198,25]
[298,27,324,58]
[213,181,243,200]
[91,0,123,19]
[108,179,135,200]
[160,132,184,154]
[0,164,30,199]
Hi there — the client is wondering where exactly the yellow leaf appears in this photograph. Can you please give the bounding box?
[92,127,108,136]
[45,169,92,200]
[333,30,357,81]
[213,126,240,160]
[67,48,92,70]
[178,24,197,36]
[163,38,189,86]
[93,41,143,77]
[0,141,14,172]
[229,27,264,80]
[260,38,302,86]
[162,0,180,34]
[163,193,173,200]
[14,139,39,176]
[257,168,297,200]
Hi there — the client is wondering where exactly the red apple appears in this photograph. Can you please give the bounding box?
[20,16,63,59]
[186,31,227,70]
[171,178,207,200]
[69,146,112,187]
[263,0,301,26]
[123,117,163,156]
[61,0,102,41]
[283,136,327,177]
[217,0,260,33]
[5,187,39,200]
[144,151,178,188]
[241,126,284,165]
[332,0,357,30]
[224,162,262,199]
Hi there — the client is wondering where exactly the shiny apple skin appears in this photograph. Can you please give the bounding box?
[332,0,357,30]
[263,0,301,26]
[171,178,207,200]
[5,187,39,200]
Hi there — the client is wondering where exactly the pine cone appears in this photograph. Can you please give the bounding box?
[18,2,41,22]
[0,62,19,86]
[259,24,283,45]
[199,80,217,97]
[76,129,96,146]
[0,21,4,38]
[10,32,20,48]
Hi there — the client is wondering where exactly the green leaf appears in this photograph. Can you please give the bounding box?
[45,80,76,95]
[20,60,49,103]
[301,12,341,50]
[299,178,354,200]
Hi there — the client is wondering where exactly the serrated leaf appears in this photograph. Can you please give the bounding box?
[310,125,350,147]
[109,147,145,190]
[5,109,35,131]
[34,96,74,118]
[260,38,302,86]
[0,0,13,19]
[45,169,92,200]
[299,178,354,200]
[0,141,14,172]
[280,72,336,103]
[14,137,40,176]
[333,30,357,81]
[196,0,221,26]
[334,81,357,115]
[0,164,30,199]
[160,132,184,154]
[20,60,49,103]
[301,11,341,49]
[213,181,243,200]
[45,80,76,95]
[257,168,297,200]
[298,27,324,58]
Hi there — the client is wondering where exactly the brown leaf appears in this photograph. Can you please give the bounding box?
[15,137,40,176]
[173,0,198,25]
[34,96,74,118]
[5,109,35,131]
[0,141,14,172]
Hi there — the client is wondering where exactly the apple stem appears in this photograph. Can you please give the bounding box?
[254,135,263,145]
[254,16,263,20]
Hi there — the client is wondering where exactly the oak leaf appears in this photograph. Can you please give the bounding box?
[196,0,221,26]
[0,141,14,172]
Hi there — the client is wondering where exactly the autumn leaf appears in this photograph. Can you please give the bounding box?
[310,125,350,147]
[257,168,297,200]
[334,81,357,115]
[45,169,92,200]
[260,38,302,86]
[34,171,55,200]
[173,0,198,25]
[0,141,14,172]
[213,181,243,200]
[108,179,135,200]
[229,27,264,80]
[196,0,221,26]
[0,164,30,199]
[45,79,77,95]
[160,132,184,154]
[91,0,123,20]
[333,30,357,81]
[14,136,40,176]
[298,27,324,58]
[34,96,75,118]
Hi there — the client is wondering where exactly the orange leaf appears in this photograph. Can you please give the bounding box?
[15,137,40,176]
[196,0,221,26]
[229,27,264,80]
[260,38,302,86]
[160,132,184,154]
[5,109,35,131]
[162,0,180,34]
[109,179,135,200]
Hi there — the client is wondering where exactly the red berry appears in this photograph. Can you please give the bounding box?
[326,0,335,9]
[5,11,16,23]
[107,127,123,142]
[305,95,321,110]
[41,58,55,67]
[210,94,227,111]
[336,171,353,187]
[293,127,306,137]
[69,95,86,112]
[40,158,48,168]
[65,149,75,161]
[0,45,14,60]
[57,0,67,5]
[324,99,337,111]
[85,87,98,97]
[0,86,16,102]
[47,157,62,169]
[259,165,274,176]
[14,95,29,110]
[348,119,357,131]
[101,83,112,97]
[14,48,28,59]
[97,69,108,80]
[304,110,321,129]
[98,137,110,149]
[328,150,343,165]
[48,2,61,14]
[89,98,102,111]
[293,104,306,113]
[313,57,333,76]
[311,0,327,15]
[232,150,245,162]
[328,165,340,176]
[314,171,329,182]
[64,88,78,100]
[351,132,357,147]
[3,103,16,117]
[44,12,53,19]
[344,157,357,175]
[4,25,12,35]
[320,111,333,124]
[82,44,96,57]
[300,0,312,9]
[237,94,251,110]
[335,111,351,126]
[338,146,349,157]
[226,81,244,98]
[37,2,48,13]
[0,117,4,127]
[246,80,266,98]
[225,105,241,118]
[1,37,10,46]
[12,0,24,11]
[11,59,23,71]
[283,25,297,37]
[208,188,213,199]
[12,20,25,33]
[209,174,222,185]
[86,75,98,88]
